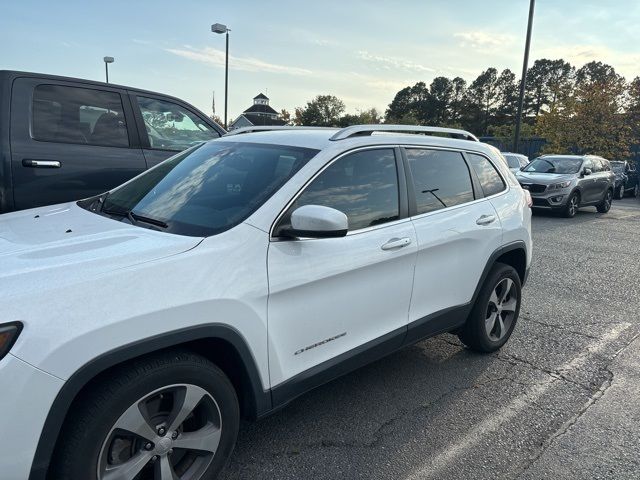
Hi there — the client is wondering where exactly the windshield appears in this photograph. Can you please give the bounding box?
[523,156,583,174]
[503,154,521,168]
[93,141,319,236]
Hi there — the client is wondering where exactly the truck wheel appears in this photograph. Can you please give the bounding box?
[597,189,613,213]
[51,351,239,480]
[563,192,580,218]
[458,262,522,353]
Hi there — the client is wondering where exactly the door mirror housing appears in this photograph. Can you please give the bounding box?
[583,168,592,176]
[285,205,348,238]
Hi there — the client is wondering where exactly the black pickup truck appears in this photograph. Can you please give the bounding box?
[0,70,225,213]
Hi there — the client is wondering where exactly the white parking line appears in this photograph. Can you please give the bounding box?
[404,322,632,480]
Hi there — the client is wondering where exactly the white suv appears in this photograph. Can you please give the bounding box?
[0,125,532,480]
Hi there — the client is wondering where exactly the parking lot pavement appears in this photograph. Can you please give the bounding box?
[220,199,640,480]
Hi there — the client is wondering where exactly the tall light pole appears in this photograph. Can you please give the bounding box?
[211,23,230,129]
[513,0,535,152]
[103,56,114,83]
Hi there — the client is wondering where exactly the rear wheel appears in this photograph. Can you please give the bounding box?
[597,189,613,213]
[634,184,639,199]
[458,263,522,353]
[563,191,580,218]
[52,352,239,480]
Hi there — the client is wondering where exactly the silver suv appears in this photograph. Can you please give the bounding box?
[516,154,614,217]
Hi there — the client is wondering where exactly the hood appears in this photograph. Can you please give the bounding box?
[515,171,576,184]
[0,203,202,288]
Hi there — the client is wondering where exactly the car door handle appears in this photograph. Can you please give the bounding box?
[22,159,61,168]
[476,214,496,226]
[381,237,412,250]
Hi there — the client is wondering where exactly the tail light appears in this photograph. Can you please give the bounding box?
[0,322,23,360]
[523,189,533,208]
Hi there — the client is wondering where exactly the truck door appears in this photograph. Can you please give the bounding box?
[9,78,146,210]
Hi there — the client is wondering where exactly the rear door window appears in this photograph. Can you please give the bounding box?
[467,153,506,197]
[32,85,129,147]
[406,149,475,215]
[137,96,220,151]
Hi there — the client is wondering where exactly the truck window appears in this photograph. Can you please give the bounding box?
[137,96,220,151]
[32,85,129,147]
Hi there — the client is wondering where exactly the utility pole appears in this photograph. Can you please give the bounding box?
[513,0,535,152]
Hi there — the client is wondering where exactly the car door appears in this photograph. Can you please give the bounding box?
[267,147,417,389]
[404,148,504,342]
[130,94,222,168]
[10,78,146,210]
[580,157,599,203]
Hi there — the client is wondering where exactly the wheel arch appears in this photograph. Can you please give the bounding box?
[471,242,528,307]
[28,324,271,480]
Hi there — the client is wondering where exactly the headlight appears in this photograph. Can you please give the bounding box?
[0,322,23,360]
[550,181,571,189]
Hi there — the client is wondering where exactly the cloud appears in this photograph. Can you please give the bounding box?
[166,46,312,76]
[356,51,435,73]
[454,31,517,49]
[535,44,640,79]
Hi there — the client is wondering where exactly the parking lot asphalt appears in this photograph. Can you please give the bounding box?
[220,198,640,480]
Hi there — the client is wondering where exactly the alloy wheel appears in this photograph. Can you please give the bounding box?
[568,195,578,216]
[604,191,612,209]
[97,384,222,480]
[485,278,518,341]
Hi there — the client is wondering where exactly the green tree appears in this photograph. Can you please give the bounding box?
[279,109,292,125]
[537,61,630,158]
[525,59,574,117]
[467,68,500,135]
[385,82,429,124]
[294,95,346,126]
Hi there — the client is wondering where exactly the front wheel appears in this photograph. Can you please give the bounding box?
[563,192,580,218]
[52,352,240,480]
[458,262,522,353]
[616,184,625,200]
[597,189,613,213]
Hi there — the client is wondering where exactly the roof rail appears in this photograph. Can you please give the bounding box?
[329,125,479,142]
[223,126,335,136]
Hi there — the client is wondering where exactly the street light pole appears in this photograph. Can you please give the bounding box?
[212,23,231,129]
[513,0,535,153]
[103,56,114,83]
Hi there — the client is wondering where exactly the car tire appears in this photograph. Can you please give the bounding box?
[616,184,625,200]
[597,189,613,213]
[563,191,580,218]
[51,351,239,480]
[458,262,522,353]
[634,184,639,199]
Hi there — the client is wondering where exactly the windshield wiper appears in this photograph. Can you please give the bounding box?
[101,207,168,229]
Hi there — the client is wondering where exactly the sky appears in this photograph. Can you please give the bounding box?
[2,0,640,121]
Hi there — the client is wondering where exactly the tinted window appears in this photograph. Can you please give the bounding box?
[138,97,220,151]
[95,142,318,237]
[286,149,399,231]
[33,85,129,147]
[406,149,474,215]
[467,154,506,196]
[524,156,583,174]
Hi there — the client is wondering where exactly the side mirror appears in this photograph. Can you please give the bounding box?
[286,205,348,238]
[583,168,592,176]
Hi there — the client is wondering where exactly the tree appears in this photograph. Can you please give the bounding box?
[449,77,468,125]
[294,95,346,126]
[525,59,574,118]
[537,61,630,158]
[467,68,501,135]
[494,69,519,124]
[279,109,292,125]
[426,77,454,125]
[338,108,383,127]
[385,82,429,124]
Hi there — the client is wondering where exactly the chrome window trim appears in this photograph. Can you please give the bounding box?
[269,145,402,240]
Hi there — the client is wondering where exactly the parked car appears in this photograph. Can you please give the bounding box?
[516,154,615,217]
[0,125,532,480]
[0,70,225,214]
[502,152,529,175]
[610,160,639,199]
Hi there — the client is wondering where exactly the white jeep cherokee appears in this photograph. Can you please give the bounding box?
[0,125,532,480]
